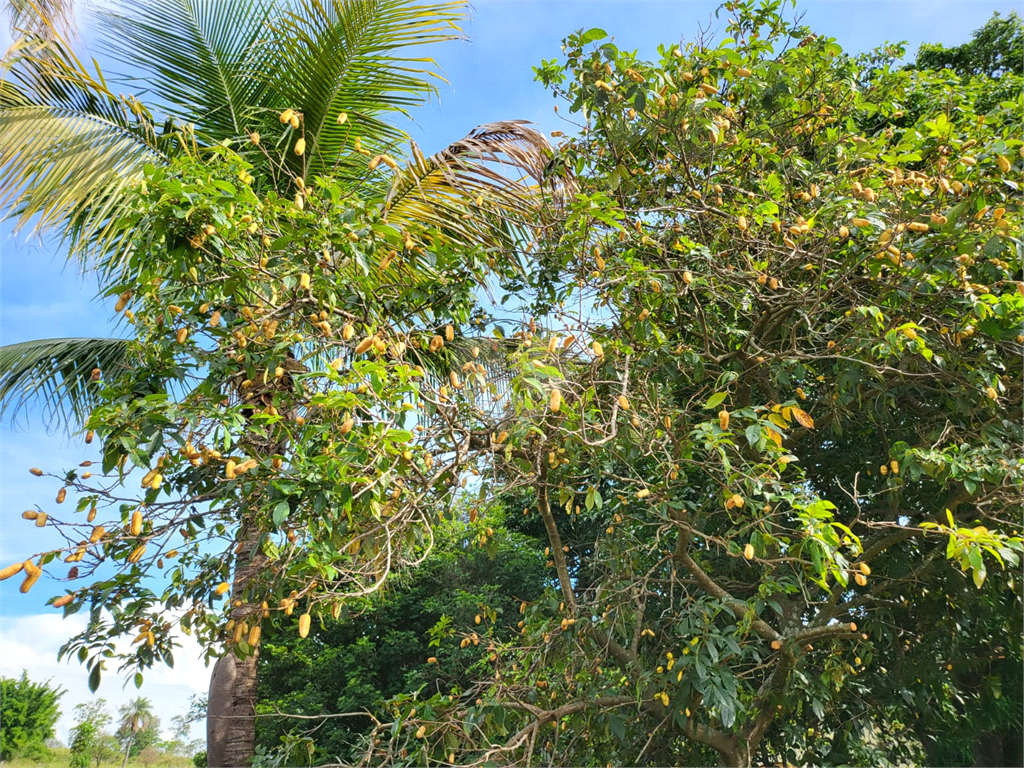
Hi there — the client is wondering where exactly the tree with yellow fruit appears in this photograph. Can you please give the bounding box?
[363,4,1022,767]
[0,2,566,767]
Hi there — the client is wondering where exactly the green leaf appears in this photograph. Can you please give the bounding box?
[745,424,761,447]
[88,663,102,693]
[273,501,290,527]
[579,28,608,45]
[705,392,727,409]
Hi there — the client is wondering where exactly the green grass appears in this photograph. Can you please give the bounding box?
[4,748,195,768]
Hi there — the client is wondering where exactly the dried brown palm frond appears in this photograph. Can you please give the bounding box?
[383,120,574,251]
[6,0,77,43]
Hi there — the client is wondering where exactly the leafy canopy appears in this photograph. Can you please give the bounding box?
[352,1,1022,766]
[0,672,65,762]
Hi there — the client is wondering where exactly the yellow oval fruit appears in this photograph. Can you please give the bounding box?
[859,562,871,576]
[90,525,105,543]
[355,336,374,355]
[279,109,295,124]
[737,215,748,232]
[636,488,651,499]
[743,544,755,560]
[53,593,74,608]
[299,273,311,291]
[445,324,455,342]
[215,581,231,596]
[342,323,355,340]
[340,417,354,435]
[130,509,143,536]
[682,271,694,285]
[30,468,43,477]
[35,512,47,527]
[298,613,311,638]
[20,569,41,593]
[592,341,604,357]
[549,388,562,413]
[294,138,306,156]
[289,114,300,130]
[0,562,24,581]
[851,218,870,227]
[839,225,850,238]
[854,572,867,586]
[618,395,630,410]
[248,625,262,647]
[22,510,37,520]
[719,409,730,430]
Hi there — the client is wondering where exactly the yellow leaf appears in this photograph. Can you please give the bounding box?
[766,428,783,448]
[791,407,814,429]
[767,413,788,430]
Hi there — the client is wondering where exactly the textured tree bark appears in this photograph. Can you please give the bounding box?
[206,521,266,767]
[207,360,303,766]
[718,744,751,768]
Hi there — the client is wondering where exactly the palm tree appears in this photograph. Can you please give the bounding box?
[0,0,561,429]
[0,2,563,765]
[116,697,155,768]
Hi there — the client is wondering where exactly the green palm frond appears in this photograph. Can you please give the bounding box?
[100,0,279,140]
[0,337,134,429]
[270,0,465,182]
[0,32,171,260]
[384,120,570,250]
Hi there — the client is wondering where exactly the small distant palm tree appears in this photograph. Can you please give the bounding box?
[117,697,155,768]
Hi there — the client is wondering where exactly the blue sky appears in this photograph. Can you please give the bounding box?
[0,0,1018,745]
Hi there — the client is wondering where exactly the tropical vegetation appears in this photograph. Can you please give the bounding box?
[1,2,1021,768]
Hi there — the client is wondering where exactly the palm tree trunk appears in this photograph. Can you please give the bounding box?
[120,733,134,768]
[206,519,266,767]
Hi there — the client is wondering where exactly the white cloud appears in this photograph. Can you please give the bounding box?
[0,612,212,745]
